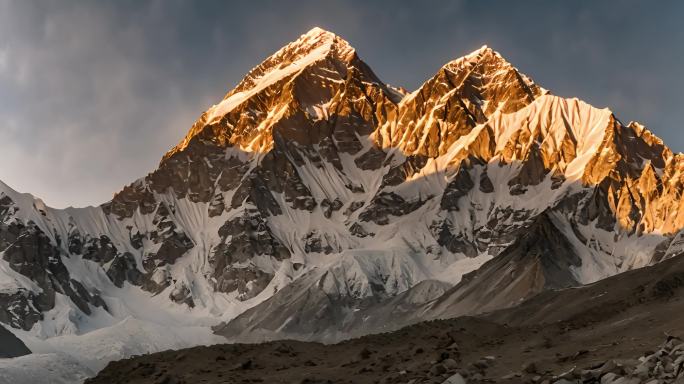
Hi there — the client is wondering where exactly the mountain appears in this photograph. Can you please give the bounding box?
[1,27,684,381]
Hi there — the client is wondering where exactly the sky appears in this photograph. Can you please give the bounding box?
[1,0,682,208]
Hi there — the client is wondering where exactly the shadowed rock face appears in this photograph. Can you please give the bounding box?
[3,27,684,342]
[359,192,427,225]
[210,208,290,300]
[0,200,107,330]
[426,213,582,320]
[0,324,30,358]
[441,166,476,211]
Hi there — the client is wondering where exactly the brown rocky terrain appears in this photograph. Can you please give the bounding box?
[87,251,684,383]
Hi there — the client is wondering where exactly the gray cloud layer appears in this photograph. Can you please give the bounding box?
[1,0,682,208]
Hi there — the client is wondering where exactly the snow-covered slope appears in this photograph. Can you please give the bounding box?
[1,27,684,382]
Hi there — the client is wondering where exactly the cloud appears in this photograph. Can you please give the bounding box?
[0,1,209,207]
[0,0,682,208]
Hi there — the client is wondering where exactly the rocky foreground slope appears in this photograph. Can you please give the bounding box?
[1,27,684,380]
[88,248,684,383]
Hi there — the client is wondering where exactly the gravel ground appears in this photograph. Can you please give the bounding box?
[87,254,684,384]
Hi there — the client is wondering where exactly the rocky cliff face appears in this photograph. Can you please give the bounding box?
[1,27,683,339]
[0,324,30,358]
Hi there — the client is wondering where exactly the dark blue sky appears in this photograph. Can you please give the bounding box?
[1,0,682,207]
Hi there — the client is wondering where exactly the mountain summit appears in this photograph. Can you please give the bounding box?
[379,44,545,157]
[167,26,397,158]
[1,28,683,377]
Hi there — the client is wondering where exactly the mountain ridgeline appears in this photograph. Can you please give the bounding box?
[0,27,682,341]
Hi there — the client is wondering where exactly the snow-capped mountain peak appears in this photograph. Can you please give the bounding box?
[166,27,365,157]
[377,44,545,157]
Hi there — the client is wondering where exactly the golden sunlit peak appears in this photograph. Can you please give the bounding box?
[304,26,334,36]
